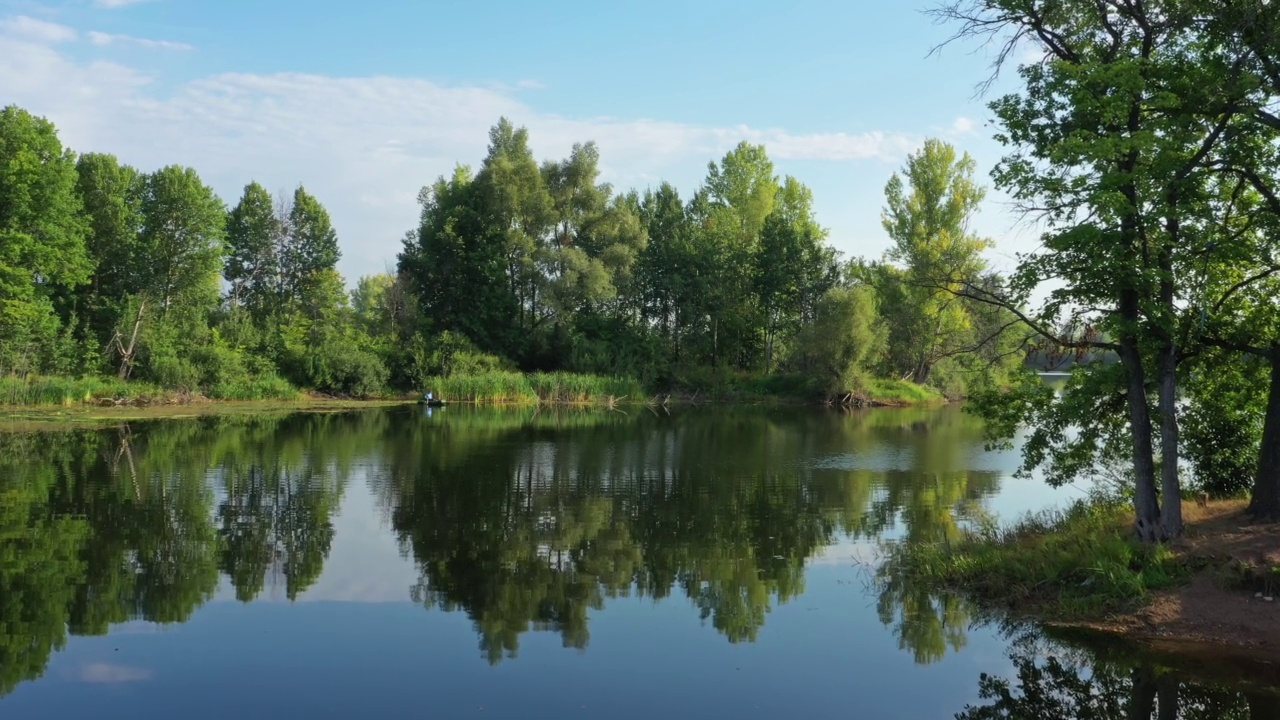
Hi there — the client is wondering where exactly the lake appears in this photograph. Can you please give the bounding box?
[1,404,1275,718]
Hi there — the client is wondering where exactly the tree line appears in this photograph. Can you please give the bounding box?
[0,104,1021,401]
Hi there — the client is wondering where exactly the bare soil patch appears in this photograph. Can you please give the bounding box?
[1061,501,1280,662]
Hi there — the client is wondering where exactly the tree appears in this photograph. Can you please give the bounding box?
[399,165,516,354]
[790,286,886,396]
[755,176,838,371]
[933,0,1268,540]
[879,139,990,387]
[136,166,225,315]
[474,118,553,349]
[636,182,694,358]
[118,166,225,381]
[72,154,143,354]
[704,141,778,240]
[282,185,341,310]
[225,182,279,316]
[0,106,91,375]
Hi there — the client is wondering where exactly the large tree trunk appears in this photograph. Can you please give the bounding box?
[1248,348,1280,521]
[1119,326,1163,542]
[1157,340,1183,538]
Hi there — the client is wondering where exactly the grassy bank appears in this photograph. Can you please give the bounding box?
[421,370,947,407]
[857,378,947,406]
[661,369,946,406]
[2,370,946,410]
[0,374,300,407]
[878,500,1188,620]
[420,372,644,406]
[879,497,1280,659]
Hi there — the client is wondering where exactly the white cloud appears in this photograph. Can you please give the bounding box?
[0,15,77,42]
[88,30,194,50]
[947,116,978,137]
[0,36,924,281]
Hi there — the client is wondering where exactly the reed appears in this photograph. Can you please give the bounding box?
[0,375,166,407]
[421,372,643,406]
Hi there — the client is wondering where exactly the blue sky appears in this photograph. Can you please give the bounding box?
[0,0,1036,282]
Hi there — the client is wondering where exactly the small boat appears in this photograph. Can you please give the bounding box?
[418,395,447,407]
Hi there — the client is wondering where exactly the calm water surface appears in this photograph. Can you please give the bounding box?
[0,405,1275,718]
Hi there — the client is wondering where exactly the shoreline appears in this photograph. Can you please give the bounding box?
[882,499,1280,669]
[1055,501,1280,661]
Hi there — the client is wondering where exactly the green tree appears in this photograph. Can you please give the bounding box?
[225,181,279,316]
[0,106,91,375]
[790,286,886,395]
[119,165,225,382]
[400,165,516,354]
[281,185,341,310]
[878,139,990,387]
[755,176,838,371]
[72,153,143,368]
[935,0,1269,539]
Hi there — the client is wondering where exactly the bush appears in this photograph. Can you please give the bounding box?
[878,500,1188,620]
[206,371,298,401]
[302,342,389,398]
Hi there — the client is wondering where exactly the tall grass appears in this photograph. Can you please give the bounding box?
[877,500,1187,619]
[0,375,168,406]
[0,373,298,406]
[421,372,643,406]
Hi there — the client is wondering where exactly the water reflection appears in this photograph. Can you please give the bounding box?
[953,627,1280,719]
[374,405,1002,661]
[1,405,1002,691]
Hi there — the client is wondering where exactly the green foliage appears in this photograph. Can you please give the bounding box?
[878,500,1188,620]
[866,139,1004,391]
[0,103,1018,406]
[860,378,946,406]
[0,106,91,376]
[1182,352,1266,497]
[137,165,225,314]
[789,286,886,396]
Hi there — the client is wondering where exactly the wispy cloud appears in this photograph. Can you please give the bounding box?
[88,30,193,51]
[0,15,77,42]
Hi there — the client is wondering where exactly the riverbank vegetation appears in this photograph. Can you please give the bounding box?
[1,102,1021,408]
[879,496,1280,654]
[880,500,1188,621]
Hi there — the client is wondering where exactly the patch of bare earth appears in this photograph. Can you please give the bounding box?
[1066,501,1280,664]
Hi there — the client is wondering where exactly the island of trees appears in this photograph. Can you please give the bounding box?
[0,104,1021,408]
